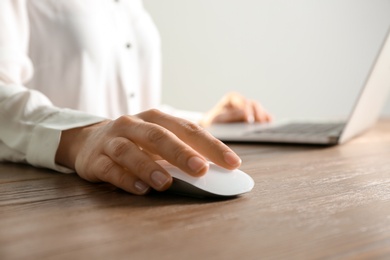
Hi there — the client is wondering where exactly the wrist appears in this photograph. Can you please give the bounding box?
[55,127,83,170]
[55,121,106,170]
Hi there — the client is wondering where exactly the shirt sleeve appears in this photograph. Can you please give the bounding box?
[0,0,105,173]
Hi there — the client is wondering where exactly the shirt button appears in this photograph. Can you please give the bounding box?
[129,92,135,98]
[126,43,132,49]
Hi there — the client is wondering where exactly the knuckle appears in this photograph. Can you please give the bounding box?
[112,115,137,128]
[172,146,190,163]
[180,121,204,136]
[145,108,164,119]
[116,171,128,188]
[115,115,130,125]
[148,108,162,115]
[209,136,224,148]
[133,159,148,175]
[109,139,129,158]
[99,159,116,181]
[145,126,169,143]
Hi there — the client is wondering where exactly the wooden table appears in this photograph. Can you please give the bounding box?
[2,120,390,260]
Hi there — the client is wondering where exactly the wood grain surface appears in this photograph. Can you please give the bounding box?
[1,120,390,260]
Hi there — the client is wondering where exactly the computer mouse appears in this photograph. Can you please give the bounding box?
[156,160,255,198]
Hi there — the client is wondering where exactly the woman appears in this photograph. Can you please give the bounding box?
[0,0,271,195]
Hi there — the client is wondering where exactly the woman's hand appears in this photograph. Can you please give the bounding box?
[55,109,241,195]
[200,92,272,127]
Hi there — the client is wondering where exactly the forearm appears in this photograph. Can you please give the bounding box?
[0,83,105,172]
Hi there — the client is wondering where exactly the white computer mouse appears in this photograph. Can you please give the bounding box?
[156,160,255,198]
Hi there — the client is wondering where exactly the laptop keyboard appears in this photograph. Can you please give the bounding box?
[254,122,345,136]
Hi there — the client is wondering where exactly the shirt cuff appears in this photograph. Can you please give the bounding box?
[26,108,105,173]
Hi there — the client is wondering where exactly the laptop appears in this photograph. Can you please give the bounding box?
[206,27,390,145]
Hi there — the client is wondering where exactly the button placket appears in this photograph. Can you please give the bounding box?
[111,2,140,113]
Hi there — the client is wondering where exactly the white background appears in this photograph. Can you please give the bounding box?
[144,0,390,120]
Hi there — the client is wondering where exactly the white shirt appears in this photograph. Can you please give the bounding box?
[0,0,202,172]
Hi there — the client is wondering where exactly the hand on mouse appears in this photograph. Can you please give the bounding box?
[200,92,272,127]
[55,109,241,195]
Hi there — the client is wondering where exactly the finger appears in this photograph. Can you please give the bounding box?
[103,136,173,191]
[228,94,255,123]
[135,122,209,176]
[221,92,243,109]
[109,116,209,176]
[244,101,255,123]
[138,110,241,170]
[212,108,248,123]
[252,101,271,122]
[251,101,268,122]
[93,155,151,195]
[226,92,246,107]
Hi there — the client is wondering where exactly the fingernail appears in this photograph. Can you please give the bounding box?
[134,180,150,193]
[151,171,170,188]
[224,151,241,167]
[187,156,208,174]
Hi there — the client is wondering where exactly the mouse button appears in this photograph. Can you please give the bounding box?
[200,171,255,196]
[156,160,254,196]
[208,163,232,174]
[162,164,200,182]
[156,160,204,183]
